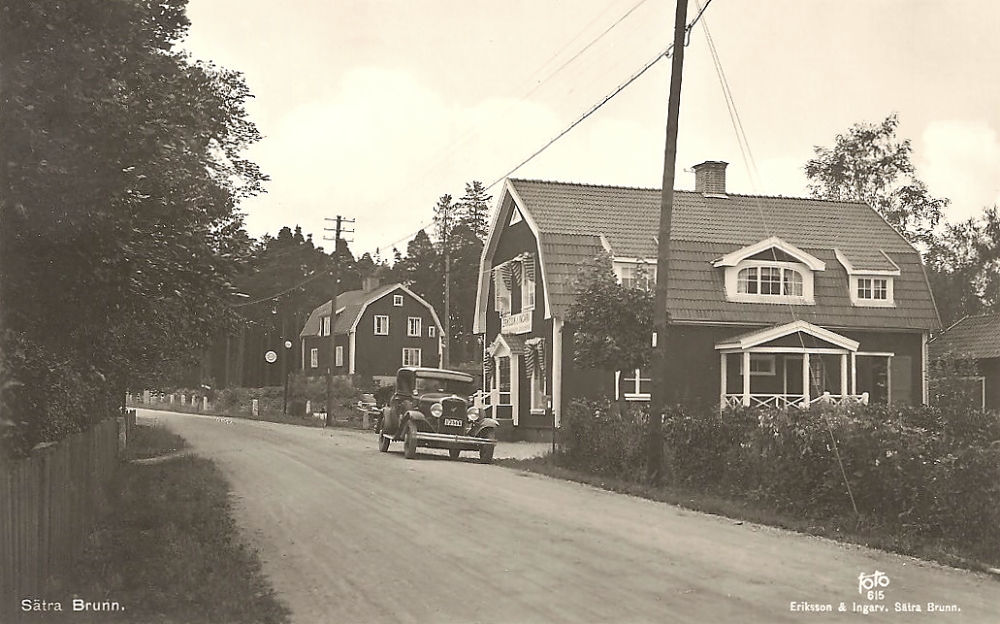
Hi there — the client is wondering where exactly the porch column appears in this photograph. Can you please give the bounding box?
[511,354,520,426]
[840,353,848,397]
[802,352,811,406]
[851,352,857,395]
[742,351,751,407]
[720,352,728,410]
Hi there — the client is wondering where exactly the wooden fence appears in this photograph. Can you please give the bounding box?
[0,418,119,620]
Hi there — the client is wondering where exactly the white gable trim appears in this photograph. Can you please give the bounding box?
[712,236,826,271]
[348,284,444,337]
[474,179,553,333]
[715,320,859,352]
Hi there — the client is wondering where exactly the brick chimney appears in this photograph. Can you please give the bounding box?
[692,161,728,197]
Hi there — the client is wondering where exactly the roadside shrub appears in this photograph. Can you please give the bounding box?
[560,398,647,481]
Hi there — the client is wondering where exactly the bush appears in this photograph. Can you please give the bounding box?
[559,396,1000,561]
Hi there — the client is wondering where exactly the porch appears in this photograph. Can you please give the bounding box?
[717,321,873,410]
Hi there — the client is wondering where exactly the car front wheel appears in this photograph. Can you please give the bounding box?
[403,421,418,459]
[377,426,390,452]
[479,429,496,464]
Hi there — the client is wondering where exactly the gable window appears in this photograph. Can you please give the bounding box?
[321,316,331,337]
[407,317,422,337]
[393,295,403,307]
[402,347,421,367]
[493,253,536,315]
[374,315,389,335]
[310,348,318,368]
[428,326,436,338]
[335,345,344,367]
[716,238,822,305]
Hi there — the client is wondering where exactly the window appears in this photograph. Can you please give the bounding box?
[617,369,651,401]
[393,294,403,307]
[619,263,656,291]
[857,278,888,300]
[530,368,547,413]
[493,253,536,315]
[428,326,436,338]
[310,348,318,368]
[849,276,894,306]
[737,266,804,297]
[407,317,422,337]
[321,316,331,337]
[402,347,421,367]
[374,315,389,335]
[739,354,776,376]
[335,345,344,367]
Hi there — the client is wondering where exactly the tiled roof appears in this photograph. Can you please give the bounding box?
[505,178,939,331]
[929,314,1000,359]
[299,283,401,338]
[538,233,606,318]
[510,178,915,267]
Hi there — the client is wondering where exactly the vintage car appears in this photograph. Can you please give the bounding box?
[377,367,498,463]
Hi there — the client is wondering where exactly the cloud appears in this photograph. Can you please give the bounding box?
[919,119,1000,223]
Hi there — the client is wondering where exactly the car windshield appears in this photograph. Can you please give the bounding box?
[414,376,472,396]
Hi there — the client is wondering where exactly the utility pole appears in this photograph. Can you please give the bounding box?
[442,203,451,369]
[324,215,355,426]
[648,0,689,484]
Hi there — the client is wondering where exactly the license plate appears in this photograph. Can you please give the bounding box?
[443,418,463,427]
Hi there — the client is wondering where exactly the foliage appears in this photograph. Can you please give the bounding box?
[924,206,1000,325]
[45,452,290,623]
[805,113,947,246]
[559,399,1000,562]
[567,252,654,372]
[1,0,265,447]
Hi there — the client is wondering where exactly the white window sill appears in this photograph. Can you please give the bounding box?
[851,299,895,308]
[530,409,546,415]
[727,294,813,305]
[624,394,651,401]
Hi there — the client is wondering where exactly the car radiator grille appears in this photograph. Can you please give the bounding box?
[438,398,466,433]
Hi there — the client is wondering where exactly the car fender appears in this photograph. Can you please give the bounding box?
[471,418,499,437]
[401,410,428,433]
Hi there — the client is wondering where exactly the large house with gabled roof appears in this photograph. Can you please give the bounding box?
[473,161,941,438]
[300,279,443,384]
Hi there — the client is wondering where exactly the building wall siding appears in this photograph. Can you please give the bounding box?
[355,293,440,377]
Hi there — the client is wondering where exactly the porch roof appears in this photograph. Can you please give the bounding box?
[715,320,860,353]
[488,334,527,357]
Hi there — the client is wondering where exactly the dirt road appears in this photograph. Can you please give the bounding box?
[141,409,996,623]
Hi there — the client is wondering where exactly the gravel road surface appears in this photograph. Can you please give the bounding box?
[140,409,997,624]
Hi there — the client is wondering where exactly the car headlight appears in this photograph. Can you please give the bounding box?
[430,402,443,417]
[467,407,480,421]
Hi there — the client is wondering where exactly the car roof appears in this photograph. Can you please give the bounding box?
[399,367,474,382]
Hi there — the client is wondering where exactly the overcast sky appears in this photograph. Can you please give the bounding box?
[182,0,1000,257]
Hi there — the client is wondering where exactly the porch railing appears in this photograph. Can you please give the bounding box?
[722,392,870,410]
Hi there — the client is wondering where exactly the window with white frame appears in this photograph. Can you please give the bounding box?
[428,325,436,338]
[738,354,776,376]
[335,345,344,367]
[493,253,536,315]
[736,265,803,297]
[407,317,422,337]
[617,369,651,401]
[847,275,895,306]
[402,347,421,367]
[858,278,888,300]
[310,348,318,368]
[321,316,331,336]
[374,315,389,335]
[616,262,656,291]
[393,294,403,306]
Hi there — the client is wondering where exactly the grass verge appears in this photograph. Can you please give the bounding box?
[41,425,291,624]
[497,454,1000,574]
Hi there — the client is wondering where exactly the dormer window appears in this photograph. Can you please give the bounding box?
[715,237,822,305]
[614,260,656,291]
[836,249,898,308]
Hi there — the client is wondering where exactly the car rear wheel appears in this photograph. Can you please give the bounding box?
[479,429,496,464]
[448,448,461,460]
[403,421,418,459]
